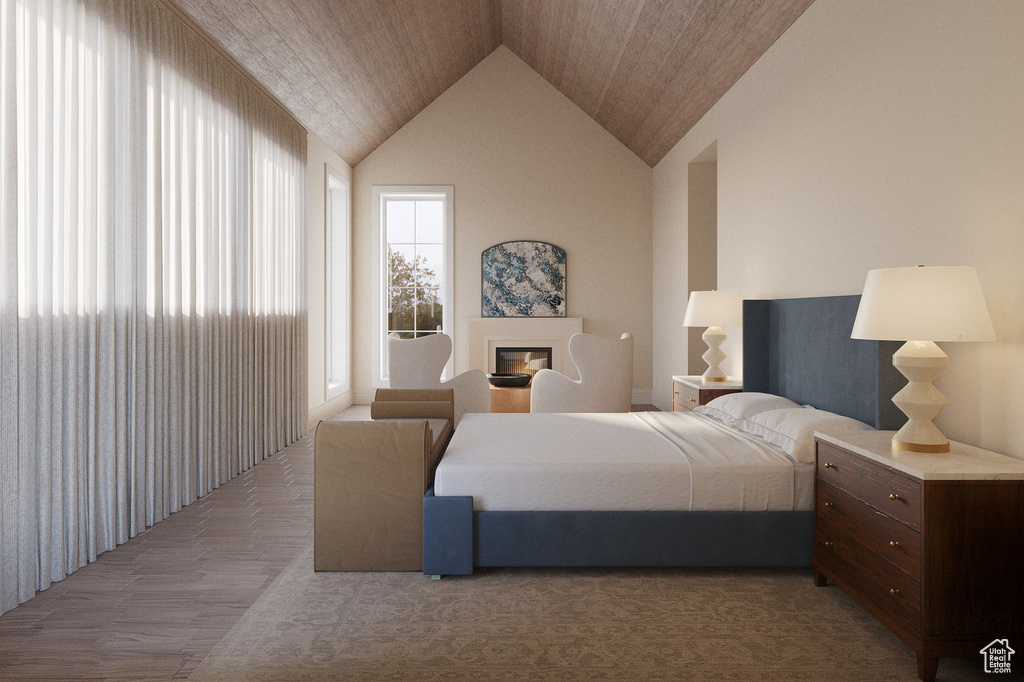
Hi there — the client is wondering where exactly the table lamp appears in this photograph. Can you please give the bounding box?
[682,290,742,382]
[851,265,995,453]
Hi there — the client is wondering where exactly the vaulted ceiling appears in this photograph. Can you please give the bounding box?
[168,0,815,167]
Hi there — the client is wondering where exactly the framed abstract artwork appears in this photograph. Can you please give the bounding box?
[481,241,566,317]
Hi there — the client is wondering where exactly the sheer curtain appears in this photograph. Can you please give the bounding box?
[0,0,307,614]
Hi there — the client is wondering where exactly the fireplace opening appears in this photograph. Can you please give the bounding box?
[495,346,552,381]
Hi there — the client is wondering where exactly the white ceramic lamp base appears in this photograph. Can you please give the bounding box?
[890,340,951,453]
[700,326,728,382]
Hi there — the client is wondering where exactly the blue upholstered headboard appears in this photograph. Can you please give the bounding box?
[741,295,906,430]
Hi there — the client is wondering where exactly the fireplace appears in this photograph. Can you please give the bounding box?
[495,347,552,379]
[467,317,583,379]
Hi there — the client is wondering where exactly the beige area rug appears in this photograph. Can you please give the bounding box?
[188,542,995,681]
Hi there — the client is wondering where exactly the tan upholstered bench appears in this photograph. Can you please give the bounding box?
[313,389,454,571]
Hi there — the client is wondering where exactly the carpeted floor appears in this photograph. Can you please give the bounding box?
[188,541,998,681]
[1,402,1007,681]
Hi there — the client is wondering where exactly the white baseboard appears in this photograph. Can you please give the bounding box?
[651,394,674,413]
[307,391,354,430]
[631,389,654,407]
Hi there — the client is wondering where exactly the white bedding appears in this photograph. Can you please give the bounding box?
[433,411,813,512]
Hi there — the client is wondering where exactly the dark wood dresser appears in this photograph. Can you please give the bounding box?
[813,432,1024,681]
[671,375,742,412]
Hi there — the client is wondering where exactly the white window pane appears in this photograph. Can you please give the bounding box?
[374,186,452,386]
[386,201,415,243]
[415,243,443,288]
[388,244,417,288]
[327,179,349,393]
[388,287,416,331]
[416,200,444,243]
[416,288,443,332]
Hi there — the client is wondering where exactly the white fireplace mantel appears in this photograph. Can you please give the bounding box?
[467,318,583,379]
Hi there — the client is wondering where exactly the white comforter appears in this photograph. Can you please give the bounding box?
[433,411,808,512]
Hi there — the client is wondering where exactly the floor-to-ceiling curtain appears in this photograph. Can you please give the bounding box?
[0,0,307,614]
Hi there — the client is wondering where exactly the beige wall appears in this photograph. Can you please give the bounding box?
[686,151,717,375]
[307,132,354,426]
[653,0,1024,458]
[353,47,653,403]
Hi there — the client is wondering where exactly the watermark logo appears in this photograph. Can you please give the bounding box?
[981,639,1014,674]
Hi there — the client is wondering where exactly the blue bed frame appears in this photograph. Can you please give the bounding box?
[423,295,905,576]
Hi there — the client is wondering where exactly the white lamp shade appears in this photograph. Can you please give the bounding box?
[682,290,742,328]
[851,266,995,342]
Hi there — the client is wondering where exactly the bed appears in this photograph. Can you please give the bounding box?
[423,296,905,576]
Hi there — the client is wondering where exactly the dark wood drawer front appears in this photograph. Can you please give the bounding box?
[817,443,921,530]
[816,482,921,579]
[815,523,921,635]
[813,437,1024,679]
[697,387,741,405]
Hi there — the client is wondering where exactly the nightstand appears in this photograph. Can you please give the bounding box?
[813,431,1024,682]
[671,375,742,412]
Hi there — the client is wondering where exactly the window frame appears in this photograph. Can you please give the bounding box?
[325,165,351,399]
[371,185,455,387]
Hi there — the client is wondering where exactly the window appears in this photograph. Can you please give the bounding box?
[371,186,454,385]
[0,0,306,612]
[326,166,350,398]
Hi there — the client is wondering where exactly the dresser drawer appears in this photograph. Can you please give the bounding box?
[673,381,699,411]
[813,434,1024,678]
[817,442,922,530]
[815,524,921,635]
[816,481,921,579]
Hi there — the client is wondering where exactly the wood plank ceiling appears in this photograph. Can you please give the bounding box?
[168,0,815,167]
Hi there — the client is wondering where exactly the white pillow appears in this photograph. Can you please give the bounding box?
[741,407,873,464]
[694,392,801,423]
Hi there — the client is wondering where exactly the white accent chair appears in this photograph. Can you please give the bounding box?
[530,332,634,413]
[387,333,491,427]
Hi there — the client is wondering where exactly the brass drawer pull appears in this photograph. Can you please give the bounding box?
[689,398,696,403]
[889,540,901,548]
[889,493,902,501]
[823,541,834,548]
[823,463,835,469]
[823,501,834,508]
[889,588,900,596]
